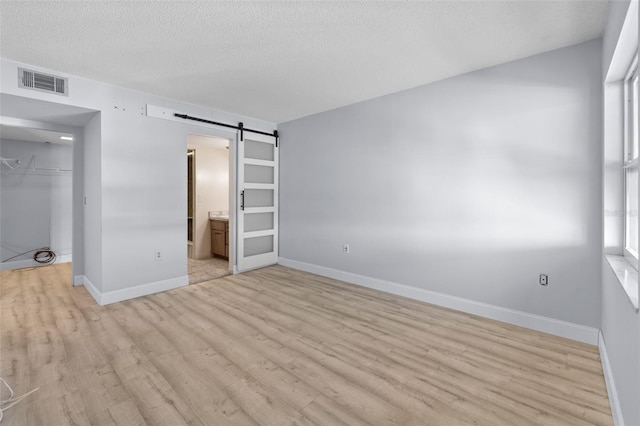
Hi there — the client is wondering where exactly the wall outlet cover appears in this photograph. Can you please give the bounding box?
[539,274,548,286]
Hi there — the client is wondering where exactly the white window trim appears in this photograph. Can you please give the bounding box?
[623,54,639,271]
[605,255,639,310]
[603,0,639,311]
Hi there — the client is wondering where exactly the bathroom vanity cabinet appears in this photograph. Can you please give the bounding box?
[210,219,229,259]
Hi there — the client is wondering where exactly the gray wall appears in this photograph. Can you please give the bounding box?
[279,39,603,328]
[72,123,84,280]
[0,138,72,265]
[600,1,640,425]
[83,113,102,290]
[601,260,639,425]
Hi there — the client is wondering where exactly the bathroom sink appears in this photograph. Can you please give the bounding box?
[209,211,230,220]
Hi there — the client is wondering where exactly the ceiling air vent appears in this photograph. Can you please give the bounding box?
[18,68,68,96]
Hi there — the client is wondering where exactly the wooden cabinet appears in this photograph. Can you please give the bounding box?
[210,219,229,259]
[212,230,225,258]
[225,228,229,258]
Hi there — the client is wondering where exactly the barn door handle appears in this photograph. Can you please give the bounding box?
[240,190,245,210]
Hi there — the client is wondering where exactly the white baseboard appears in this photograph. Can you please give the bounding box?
[81,275,102,304]
[278,257,600,345]
[73,275,84,286]
[77,274,188,305]
[598,331,624,426]
[0,254,72,271]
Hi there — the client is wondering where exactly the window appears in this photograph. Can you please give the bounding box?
[624,54,639,269]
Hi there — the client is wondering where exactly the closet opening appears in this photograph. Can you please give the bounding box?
[0,124,74,271]
[0,92,99,287]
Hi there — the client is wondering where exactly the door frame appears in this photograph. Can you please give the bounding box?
[185,129,237,273]
[147,105,278,276]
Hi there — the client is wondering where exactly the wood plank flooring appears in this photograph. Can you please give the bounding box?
[0,263,612,425]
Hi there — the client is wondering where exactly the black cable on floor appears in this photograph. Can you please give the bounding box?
[33,248,56,264]
[1,247,57,264]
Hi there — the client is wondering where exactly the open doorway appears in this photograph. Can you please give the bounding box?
[187,133,231,284]
[0,125,73,270]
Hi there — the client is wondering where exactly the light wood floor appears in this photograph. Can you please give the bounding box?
[1,263,612,425]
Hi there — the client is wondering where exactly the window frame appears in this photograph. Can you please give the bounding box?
[623,54,639,269]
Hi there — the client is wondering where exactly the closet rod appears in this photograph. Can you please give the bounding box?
[173,113,279,147]
[28,155,71,172]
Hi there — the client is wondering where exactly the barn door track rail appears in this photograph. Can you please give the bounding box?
[173,113,279,147]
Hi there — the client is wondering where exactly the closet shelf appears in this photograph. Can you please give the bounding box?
[0,157,21,170]
[0,155,71,173]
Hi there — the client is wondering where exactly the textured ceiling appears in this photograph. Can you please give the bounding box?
[0,1,608,123]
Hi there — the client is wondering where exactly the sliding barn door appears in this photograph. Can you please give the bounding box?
[237,131,278,272]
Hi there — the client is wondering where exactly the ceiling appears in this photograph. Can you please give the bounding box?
[0,124,74,145]
[0,1,608,124]
[0,93,98,127]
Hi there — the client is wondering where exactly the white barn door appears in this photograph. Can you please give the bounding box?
[237,130,278,272]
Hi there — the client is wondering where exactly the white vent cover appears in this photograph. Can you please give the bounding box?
[18,68,68,96]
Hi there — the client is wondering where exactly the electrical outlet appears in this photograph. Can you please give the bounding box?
[155,250,163,261]
[343,244,350,254]
[539,274,548,286]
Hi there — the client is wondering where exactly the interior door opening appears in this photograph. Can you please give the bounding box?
[186,132,232,284]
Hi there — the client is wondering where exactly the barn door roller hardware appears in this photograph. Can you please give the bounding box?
[174,113,279,147]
